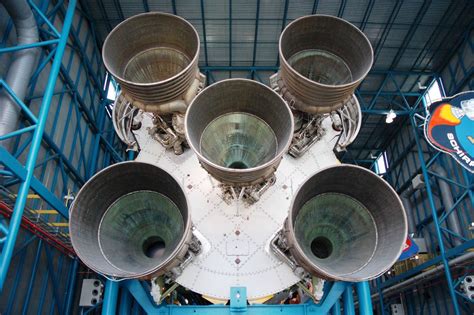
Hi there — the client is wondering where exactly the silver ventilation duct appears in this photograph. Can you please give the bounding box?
[0,0,39,150]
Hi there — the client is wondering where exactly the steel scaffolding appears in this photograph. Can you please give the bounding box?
[0,0,472,313]
[0,0,125,312]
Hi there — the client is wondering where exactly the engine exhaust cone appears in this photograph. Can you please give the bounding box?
[102,12,200,106]
[279,15,373,111]
[70,162,192,279]
[185,79,294,186]
[285,165,407,281]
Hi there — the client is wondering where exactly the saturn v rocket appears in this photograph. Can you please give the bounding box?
[69,12,407,302]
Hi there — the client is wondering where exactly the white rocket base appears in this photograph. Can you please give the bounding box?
[135,114,341,300]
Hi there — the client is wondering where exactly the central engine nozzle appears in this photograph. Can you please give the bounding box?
[102,12,200,107]
[279,15,373,113]
[185,79,294,186]
[70,162,195,279]
[283,165,407,281]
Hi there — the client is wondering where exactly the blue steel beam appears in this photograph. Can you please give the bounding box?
[28,0,61,37]
[200,0,209,66]
[44,244,64,314]
[119,288,133,315]
[374,0,431,114]
[0,0,77,291]
[372,1,403,63]
[359,0,375,31]
[94,0,113,32]
[388,0,431,71]
[251,0,260,71]
[331,298,341,315]
[64,259,79,315]
[171,0,177,15]
[275,0,289,68]
[311,0,319,14]
[5,248,27,314]
[337,0,347,18]
[407,2,470,93]
[113,0,125,21]
[142,0,150,12]
[356,282,373,315]
[229,0,232,69]
[21,239,42,315]
[408,114,461,315]
[103,280,120,315]
[120,281,368,314]
[32,2,125,180]
[343,285,355,315]
[0,147,68,217]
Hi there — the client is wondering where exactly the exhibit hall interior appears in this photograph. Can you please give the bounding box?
[0,0,472,314]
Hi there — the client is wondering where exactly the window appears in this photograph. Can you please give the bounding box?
[423,80,443,106]
[375,151,389,175]
[107,81,117,101]
[103,73,118,101]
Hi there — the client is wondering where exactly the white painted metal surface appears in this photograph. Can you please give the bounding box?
[134,114,341,300]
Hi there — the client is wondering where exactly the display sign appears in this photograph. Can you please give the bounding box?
[425,91,474,173]
[399,236,419,261]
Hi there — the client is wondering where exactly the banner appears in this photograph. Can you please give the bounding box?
[399,236,419,261]
[424,91,474,173]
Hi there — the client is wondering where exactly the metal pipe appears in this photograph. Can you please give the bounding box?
[119,288,132,315]
[331,298,342,315]
[433,165,463,247]
[64,259,79,315]
[356,282,373,315]
[0,0,77,291]
[0,0,39,149]
[401,184,417,235]
[373,251,474,301]
[102,280,119,315]
[343,286,355,315]
[410,115,461,315]
[21,239,42,315]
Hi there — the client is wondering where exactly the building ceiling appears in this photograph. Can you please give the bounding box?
[79,0,473,162]
[81,0,472,75]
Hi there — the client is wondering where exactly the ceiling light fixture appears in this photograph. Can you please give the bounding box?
[385,109,397,124]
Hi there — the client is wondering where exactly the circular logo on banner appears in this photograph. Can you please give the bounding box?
[424,91,474,173]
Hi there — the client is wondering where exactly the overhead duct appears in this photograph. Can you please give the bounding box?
[185,79,294,188]
[103,12,205,154]
[69,162,200,279]
[277,15,373,113]
[272,165,407,282]
[0,0,39,150]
